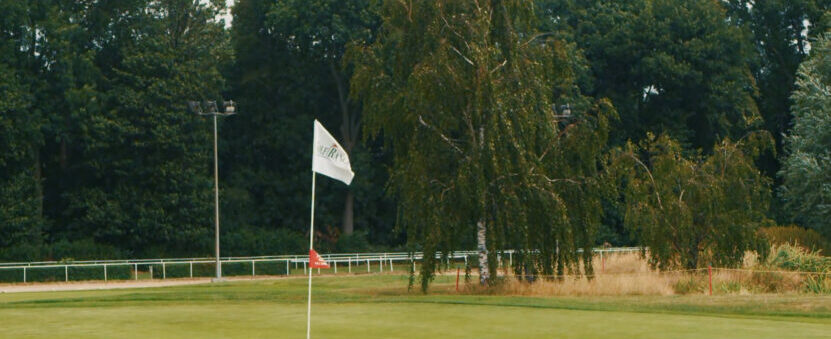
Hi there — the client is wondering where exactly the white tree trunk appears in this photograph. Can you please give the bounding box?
[477,220,489,285]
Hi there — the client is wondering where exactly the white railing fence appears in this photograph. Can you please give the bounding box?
[0,247,640,284]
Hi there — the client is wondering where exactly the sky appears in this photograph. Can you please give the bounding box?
[221,0,234,28]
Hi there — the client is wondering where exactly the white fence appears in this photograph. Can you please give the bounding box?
[0,247,640,284]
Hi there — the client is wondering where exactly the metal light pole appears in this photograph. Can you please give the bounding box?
[189,100,236,282]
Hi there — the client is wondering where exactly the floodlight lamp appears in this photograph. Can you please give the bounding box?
[223,100,236,114]
[205,101,219,114]
[559,104,571,117]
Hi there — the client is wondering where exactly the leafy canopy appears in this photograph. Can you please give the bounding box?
[351,0,613,290]
[780,33,831,237]
[612,132,773,269]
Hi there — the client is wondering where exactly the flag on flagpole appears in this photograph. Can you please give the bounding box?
[309,249,330,269]
[307,120,353,339]
[312,120,354,185]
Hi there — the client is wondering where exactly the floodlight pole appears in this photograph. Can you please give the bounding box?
[212,113,220,282]
[189,100,236,283]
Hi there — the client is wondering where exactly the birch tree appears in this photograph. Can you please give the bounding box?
[350,0,612,290]
[612,133,773,269]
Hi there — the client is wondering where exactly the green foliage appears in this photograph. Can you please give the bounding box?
[724,1,831,197]
[780,33,831,237]
[225,0,394,244]
[222,228,306,257]
[613,132,773,269]
[2,0,830,266]
[335,230,373,253]
[0,2,47,256]
[767,244,831,293]
[542,0,761,150]
[760,226,831,254]
[769,244,831,272]
[55,0,229,257]
[351,0,612,290]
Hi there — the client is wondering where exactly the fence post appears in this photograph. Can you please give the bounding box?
[286,260,290,275]
[509,251,512,267]
[303,261,307,275]
[334,261,337,274]
[348,258,351,273]
[104,264,108,282]
[134,264,138,280]
[162,262,166,280]
[23,266,26,283]
[64,265,68,282]
[367,259,370,273]
[252,260,256,277]
[150,265,153,280]
[379,258,383,272]
[190,262,193,278]
[390,258,394,272]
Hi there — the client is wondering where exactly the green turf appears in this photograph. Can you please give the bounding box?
[1,274,829,339]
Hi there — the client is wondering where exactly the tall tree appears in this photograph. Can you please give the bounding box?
[0,1,47,259]
[612,132,773,269]
[780,33,831,237]
[54,0,230,256]
[725,0,830,150]
[351,0,612,289]
[540,0,760,151]
[724,0,831,220]
[227,0,395,251]
[266,0,380,235]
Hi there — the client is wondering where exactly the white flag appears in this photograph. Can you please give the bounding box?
[312,120,354,185]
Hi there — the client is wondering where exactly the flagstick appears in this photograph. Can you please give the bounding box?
[307,172,316,339]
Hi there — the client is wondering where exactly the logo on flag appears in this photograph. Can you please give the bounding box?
[312,120,354,185]
[309,249,330,269]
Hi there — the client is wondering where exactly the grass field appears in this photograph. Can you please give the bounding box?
[1,274,829,339]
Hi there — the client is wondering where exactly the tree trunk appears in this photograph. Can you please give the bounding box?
[477,219,489,285]
[330,60,358,236]
[342,191,354,235]
[34,149,43,217]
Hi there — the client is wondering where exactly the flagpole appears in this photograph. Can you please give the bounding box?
[307,172,316,339]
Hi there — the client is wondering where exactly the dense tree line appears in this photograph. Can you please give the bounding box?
[0,0,828,280]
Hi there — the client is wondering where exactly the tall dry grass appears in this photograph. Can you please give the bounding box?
[465,250,818,297]
[468,252,682,296]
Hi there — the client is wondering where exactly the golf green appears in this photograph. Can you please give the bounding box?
[1,275,828,339]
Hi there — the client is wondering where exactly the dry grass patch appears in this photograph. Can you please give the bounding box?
[462,250,827,296]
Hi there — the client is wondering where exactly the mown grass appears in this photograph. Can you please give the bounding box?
[1,274,829,339]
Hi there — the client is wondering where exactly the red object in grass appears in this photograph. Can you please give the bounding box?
[309,249,330,269]
[456,268,460,292]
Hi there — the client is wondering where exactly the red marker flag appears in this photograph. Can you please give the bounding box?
[309,249,330,269]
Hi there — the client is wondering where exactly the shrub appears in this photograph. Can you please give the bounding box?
[335,231,372,253]
[673,276,705,294]
[760,226,831,254]
[223,227,305,256]
[768,244,831,272]
[766,244,831,293]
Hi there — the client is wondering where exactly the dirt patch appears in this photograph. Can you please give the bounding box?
[0,276,287,294]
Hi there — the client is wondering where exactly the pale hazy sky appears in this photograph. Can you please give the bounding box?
[221,0,234,28]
